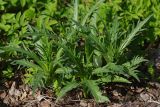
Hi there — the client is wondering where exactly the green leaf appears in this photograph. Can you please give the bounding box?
[27,70,46,93]
[49,20,58,25]
[73,0,78,22]
[24,7,35,19]
[58,42,80,67]
[122,56,147,81]
[0,0,7,5]
[97,75,131,83]
[2,13,15,20]
[10,0,18,6]
[0,23,10,31]
[119,15,152,53]
[123,56,147,69]
[88,34,106,54]
[36,16,44,29]
[82,0,105,25]
[2,66,13,79]
[55,48,63,61]
[128,70,140,81]
[43,1,57,16]
[82,80,109,103]
[92,67,111,74]
[73,0,79,28]
[56,81,79,103]
[2,47,42,66]
[55,67,72,74]
[20,0,26,7]
[16,12,21,22]
[13,59,42,71]
[148,65,155,78]
[20,13,26,26]
[107,63,124,73]
[93,55,102,67]
[111,75,131,83]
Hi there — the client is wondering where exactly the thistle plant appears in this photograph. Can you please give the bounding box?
[2,27,63,92]
[53,0,151,103]
[1,0,152,103]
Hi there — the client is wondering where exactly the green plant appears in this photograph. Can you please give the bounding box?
[2,28,63,92]
[52,0,151,103]
[0,0,153,103]
[2,66,14,79]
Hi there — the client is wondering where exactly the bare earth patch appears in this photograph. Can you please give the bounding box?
[1,80,160,107]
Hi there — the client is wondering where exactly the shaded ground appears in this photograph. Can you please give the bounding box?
[1,79,160,107]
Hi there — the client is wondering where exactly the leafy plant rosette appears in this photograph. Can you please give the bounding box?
[1,0,152,103]
[53,0,151,103]
[54,17,151,103]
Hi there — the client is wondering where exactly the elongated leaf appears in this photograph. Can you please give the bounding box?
[128,70,140,81]
[55,67,72,74]
[20,0,26,7]
[111,75,131,83]
[119,15,152,53]
[97,75,131,83]
[93,63,124,75]
[81,0,105,25]
[107,63,124,72]
[55,48,63,61]
[2,47,42,66]
[92,67,111,74]
[56,81,79,103]
[123,56,147,68]
[28,70,46,93]
[13,59,42,71]
[88,34,106,53]
[57,42,81,67]
[82,80,109,103]
[2,13,15,20]
[73,0,78,24]
[20,13,26,26]
[0,23,10,31]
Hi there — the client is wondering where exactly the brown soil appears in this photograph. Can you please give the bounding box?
[1,79,160,107]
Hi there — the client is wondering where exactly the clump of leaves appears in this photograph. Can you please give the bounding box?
[53,0,151,103]
[2,27,63,92]
[1,0,152,103]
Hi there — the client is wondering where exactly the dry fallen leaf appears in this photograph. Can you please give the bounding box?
[40,100,50,107]
[140,92,151,102]
[3,95,10,104]
[0,91,6,99]
[10,96,16,104]
[14,89,21,97]
[112,90,119,97]
[80,100,88,107]
[20,91,27,100]
[108,103,122,107]
[135,88,144,93]
[9,82,16,96]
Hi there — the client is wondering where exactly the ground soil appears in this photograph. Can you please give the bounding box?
[1,79,160,107]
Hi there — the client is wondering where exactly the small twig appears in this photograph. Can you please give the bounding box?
[23,95,55,107]
[42,95,56,100]
[148,100,160,105]
[70,99,81,102]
